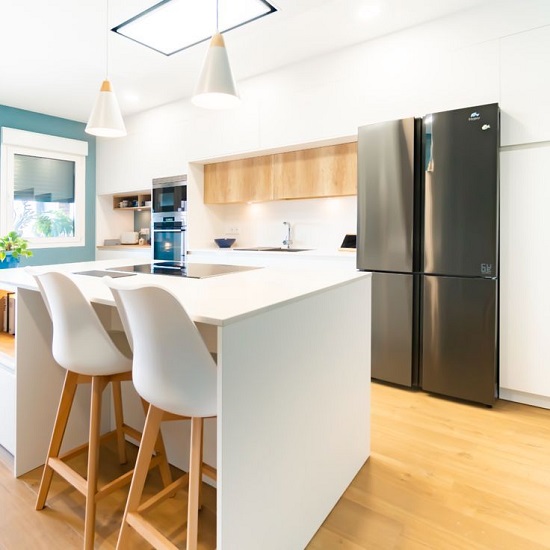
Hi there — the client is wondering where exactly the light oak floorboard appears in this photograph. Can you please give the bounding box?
[0,440,216,549]
[0,383,549,548]
[307,383,550,550]
[0,332,14,357]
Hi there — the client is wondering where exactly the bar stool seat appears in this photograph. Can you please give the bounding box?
[30,270,173,549]
[105,278,218,550]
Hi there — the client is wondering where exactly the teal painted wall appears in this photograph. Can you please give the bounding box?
[0,104,96,266]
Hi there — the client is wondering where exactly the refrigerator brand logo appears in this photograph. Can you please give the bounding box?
[481,263,493,275]
[468,112,481,121]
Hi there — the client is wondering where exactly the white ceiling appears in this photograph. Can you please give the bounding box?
[0,0,495,123]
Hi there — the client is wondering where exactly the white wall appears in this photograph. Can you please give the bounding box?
[97,0,550,406]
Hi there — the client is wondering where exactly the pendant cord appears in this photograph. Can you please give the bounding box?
[216,0,219,33]
[105,0,109,79]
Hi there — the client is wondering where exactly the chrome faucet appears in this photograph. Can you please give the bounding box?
[282,221,292,249]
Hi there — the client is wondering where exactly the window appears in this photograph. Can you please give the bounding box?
[1,128,88,248]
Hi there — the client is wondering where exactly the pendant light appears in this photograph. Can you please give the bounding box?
[86,0,126,137]
[192,0,240,110]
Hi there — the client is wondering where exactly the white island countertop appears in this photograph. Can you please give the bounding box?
[0,258,366,327]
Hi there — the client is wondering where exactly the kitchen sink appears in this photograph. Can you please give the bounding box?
[234,247,312,252]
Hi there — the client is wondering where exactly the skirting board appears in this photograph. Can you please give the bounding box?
[499,388,550,410]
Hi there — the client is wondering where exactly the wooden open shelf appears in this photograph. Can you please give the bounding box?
[113,191,152,210]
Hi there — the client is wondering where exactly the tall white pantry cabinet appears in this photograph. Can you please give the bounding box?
[498,24,550,409]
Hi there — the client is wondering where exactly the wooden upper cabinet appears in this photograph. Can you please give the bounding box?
[203,141,357,204]
[273,142,357,200]
[204,156,274,204]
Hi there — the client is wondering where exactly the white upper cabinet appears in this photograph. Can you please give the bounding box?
[500,25,550,146]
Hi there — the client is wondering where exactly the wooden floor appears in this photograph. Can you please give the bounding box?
[0,331,14,357]
[1,382,549,549]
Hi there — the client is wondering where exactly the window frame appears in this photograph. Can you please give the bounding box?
[1,127,88,248]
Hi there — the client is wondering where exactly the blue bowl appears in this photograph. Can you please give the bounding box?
[214,238,236,248]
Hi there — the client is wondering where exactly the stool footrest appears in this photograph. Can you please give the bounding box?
[202,462,217,482]
[49,452,136,502]
[50,436,167,503]
[95,468,135,502]
[48,457,87,496]
[138,474,189,514]
[58,430,118,463]
[126,511,179,550]
[123,424,142,442]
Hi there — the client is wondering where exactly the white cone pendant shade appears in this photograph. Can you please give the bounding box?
[192,33,240,109]
[85,80,127,137]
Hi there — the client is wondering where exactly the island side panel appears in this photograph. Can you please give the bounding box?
[217,274,371,550]
[15,288,108,476]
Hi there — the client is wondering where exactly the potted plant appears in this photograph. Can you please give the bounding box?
[0,231,33,268]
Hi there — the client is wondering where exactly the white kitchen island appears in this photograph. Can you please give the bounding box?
[0,259,371,550]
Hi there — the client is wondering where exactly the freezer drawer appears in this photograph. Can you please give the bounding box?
[371,272,417,387]
[421,275,498,405]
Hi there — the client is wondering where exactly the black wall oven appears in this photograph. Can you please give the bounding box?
[152,174,187,213]
[152,211,187,264]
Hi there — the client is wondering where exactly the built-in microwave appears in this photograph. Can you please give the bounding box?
[152,174,187,213]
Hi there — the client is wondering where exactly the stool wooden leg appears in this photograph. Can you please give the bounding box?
[187,417,203,550]
[36,370,79,511]
[155,430,173,490]
[198,425,204,511]
[140,398,173,489]
[112,380,128,465]
[117,404,165,550]
[84,376,107,550]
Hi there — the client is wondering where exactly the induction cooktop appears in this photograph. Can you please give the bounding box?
[107,261,260,279]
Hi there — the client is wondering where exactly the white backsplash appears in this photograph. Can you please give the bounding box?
[192,195,357,252]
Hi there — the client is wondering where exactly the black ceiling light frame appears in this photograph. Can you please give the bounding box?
[112,0,278,56]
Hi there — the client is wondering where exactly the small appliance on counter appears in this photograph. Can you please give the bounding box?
[120,231,139,244]
[138,227,150,246]
[339,234,356,251]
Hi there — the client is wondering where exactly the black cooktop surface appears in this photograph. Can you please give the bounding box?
[107,262,259,279]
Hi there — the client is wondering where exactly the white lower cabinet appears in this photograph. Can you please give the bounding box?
[0,363,15,455]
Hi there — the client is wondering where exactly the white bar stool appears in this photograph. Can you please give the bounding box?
[105,278,217,550]
[30,270,173,549]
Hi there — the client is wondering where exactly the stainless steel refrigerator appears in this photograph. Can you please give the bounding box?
[357,104,499,406]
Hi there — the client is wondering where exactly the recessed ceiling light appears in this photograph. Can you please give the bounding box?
[113,0,277,56]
